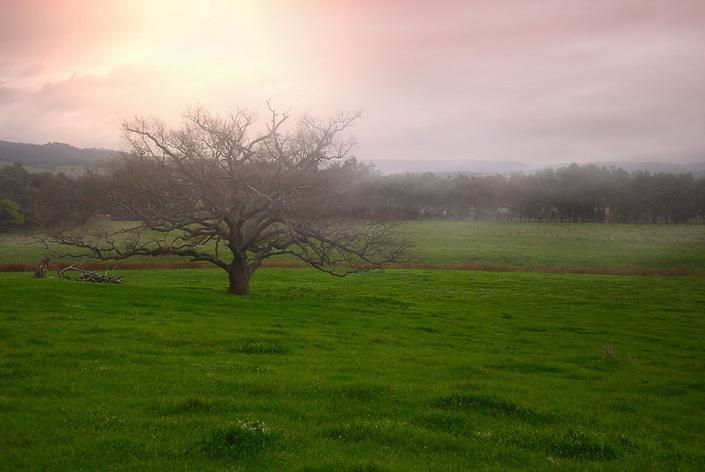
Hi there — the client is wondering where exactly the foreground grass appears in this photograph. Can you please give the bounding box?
[2,221,704,272]
[1,269,704,470]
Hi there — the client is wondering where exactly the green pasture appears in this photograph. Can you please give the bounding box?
[1,221,705,271]
[1,268,704,470]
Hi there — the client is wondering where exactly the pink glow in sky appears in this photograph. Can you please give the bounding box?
[1,0,704,163]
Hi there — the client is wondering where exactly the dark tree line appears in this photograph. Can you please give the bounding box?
[2,161,705,230]
[326,163,705,224]
[0,164,100,229]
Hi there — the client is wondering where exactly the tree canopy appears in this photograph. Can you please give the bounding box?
[44,106,407,295]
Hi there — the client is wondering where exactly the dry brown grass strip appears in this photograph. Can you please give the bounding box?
[398,262,705,277]
[0,261,206,272]
[1,260,703,277]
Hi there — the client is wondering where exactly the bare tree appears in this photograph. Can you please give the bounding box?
[45,105,407,295]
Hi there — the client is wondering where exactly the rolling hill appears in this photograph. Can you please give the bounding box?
[2,139,703,176]
[0,140,118,173]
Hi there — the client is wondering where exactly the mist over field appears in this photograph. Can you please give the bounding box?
[1,1,704,470]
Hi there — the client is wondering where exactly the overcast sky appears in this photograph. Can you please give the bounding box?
[1,0,704,163]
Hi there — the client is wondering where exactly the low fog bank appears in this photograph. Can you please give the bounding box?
[367,158,705,177]
[2,159,705,229]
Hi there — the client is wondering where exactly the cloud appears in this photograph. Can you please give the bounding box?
[0,84,22,106]
[0,65,176,147]
[0,0,704,162]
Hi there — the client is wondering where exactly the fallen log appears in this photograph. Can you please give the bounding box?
[57,264,122,284]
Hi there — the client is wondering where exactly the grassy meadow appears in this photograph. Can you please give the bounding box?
[2,220,705,272]
[1,222,704,470]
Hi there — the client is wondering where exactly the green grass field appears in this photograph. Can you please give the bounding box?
[2,221,705,273]
[1,267,704,470]
[1,222,704,469]
[403,221,705,271]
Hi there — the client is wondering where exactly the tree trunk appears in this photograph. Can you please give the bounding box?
[228,257,250,295]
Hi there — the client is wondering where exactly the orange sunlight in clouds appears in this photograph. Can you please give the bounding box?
[109,1,309,106]
[116,2,273,72]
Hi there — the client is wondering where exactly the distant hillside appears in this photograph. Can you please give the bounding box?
[594,161,705,175]
[367,159,541,175]
[367,158,705,176]
[0,140,118,169]
[2,139,704,177]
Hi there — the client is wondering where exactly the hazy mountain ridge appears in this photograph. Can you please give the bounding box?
[367,158,705,176]
[1,139,704,176]
[0,140,117,167]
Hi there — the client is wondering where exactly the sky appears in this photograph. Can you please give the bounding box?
[0,0,704,163]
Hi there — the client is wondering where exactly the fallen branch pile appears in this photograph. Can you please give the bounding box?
[57,265,122,284]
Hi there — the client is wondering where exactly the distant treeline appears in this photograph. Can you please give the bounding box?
[328,163,705,223]
[0,164,100,229]
[2,161,705,229]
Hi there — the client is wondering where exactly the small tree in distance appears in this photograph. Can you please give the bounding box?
[0,198,24,227]
[46,104,407,295]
